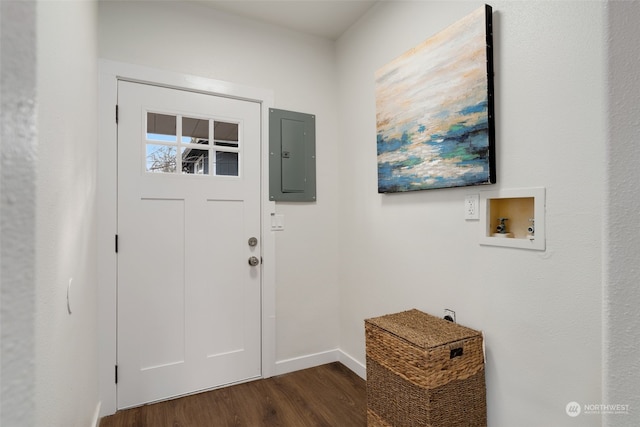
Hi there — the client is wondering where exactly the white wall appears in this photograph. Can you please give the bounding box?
[35,1,100,426]
[604,1,640,426]
[98,0,342,365]
[3,0,631,425]
[336,2,605,426]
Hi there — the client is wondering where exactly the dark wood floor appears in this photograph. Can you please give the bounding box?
[100,362,366,427]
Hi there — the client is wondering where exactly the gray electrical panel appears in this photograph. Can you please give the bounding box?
[269,109,316,202]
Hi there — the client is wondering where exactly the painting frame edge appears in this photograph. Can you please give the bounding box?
[486,4,496,186]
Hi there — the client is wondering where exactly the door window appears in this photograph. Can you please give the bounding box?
[145,112,239,176]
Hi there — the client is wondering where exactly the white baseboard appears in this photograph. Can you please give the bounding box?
[338,349,366,380]
[274,348,366,380]
[91,401,102,427]
[275,349,340,376]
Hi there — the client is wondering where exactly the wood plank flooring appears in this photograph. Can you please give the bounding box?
[100,362,366,427]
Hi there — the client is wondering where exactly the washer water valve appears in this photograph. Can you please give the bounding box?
[496,217,508,234]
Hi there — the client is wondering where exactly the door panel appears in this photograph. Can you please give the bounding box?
[117,81,261,409]
[137,198,186,371]
[200,200,245,356]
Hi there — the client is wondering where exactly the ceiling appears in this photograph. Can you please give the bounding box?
[191,0,379,40]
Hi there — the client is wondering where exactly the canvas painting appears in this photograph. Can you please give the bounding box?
[376,5,495,193]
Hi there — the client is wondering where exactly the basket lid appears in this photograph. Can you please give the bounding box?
[365,309,481,349]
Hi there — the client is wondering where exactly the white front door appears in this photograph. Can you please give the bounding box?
[116,80,262,409]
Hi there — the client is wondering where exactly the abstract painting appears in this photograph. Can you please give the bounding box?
[376,5,495,193]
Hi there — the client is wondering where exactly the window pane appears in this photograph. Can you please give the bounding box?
[181,148,209,175]
[146,144,176,173]
[147,113,177,142]
[214,151,238,176]
[182,117,209,145]
[214,121,238,147]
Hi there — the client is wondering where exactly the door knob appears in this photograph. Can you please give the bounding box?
[248,256,260,266]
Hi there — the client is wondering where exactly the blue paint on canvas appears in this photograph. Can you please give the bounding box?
[375,6,494,193]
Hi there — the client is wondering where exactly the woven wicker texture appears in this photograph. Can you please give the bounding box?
[366,309,479,349]
[365,309,487,427]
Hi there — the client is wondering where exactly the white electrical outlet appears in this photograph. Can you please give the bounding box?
[465,194,479,220]
[444,309,456,323]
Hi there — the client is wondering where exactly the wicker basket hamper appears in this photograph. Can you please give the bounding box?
[365,309,487,427]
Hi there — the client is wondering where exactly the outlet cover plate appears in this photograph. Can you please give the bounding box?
[465,194,480,220]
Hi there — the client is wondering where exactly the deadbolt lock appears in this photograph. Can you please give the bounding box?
[248,237,258,247]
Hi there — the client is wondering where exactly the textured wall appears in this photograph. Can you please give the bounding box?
[604,1,640,426]
[0,2,37,425]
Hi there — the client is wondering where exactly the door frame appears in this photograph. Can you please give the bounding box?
[97,59,276,417]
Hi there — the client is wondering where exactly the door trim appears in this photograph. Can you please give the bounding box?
[97,59,276,417]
